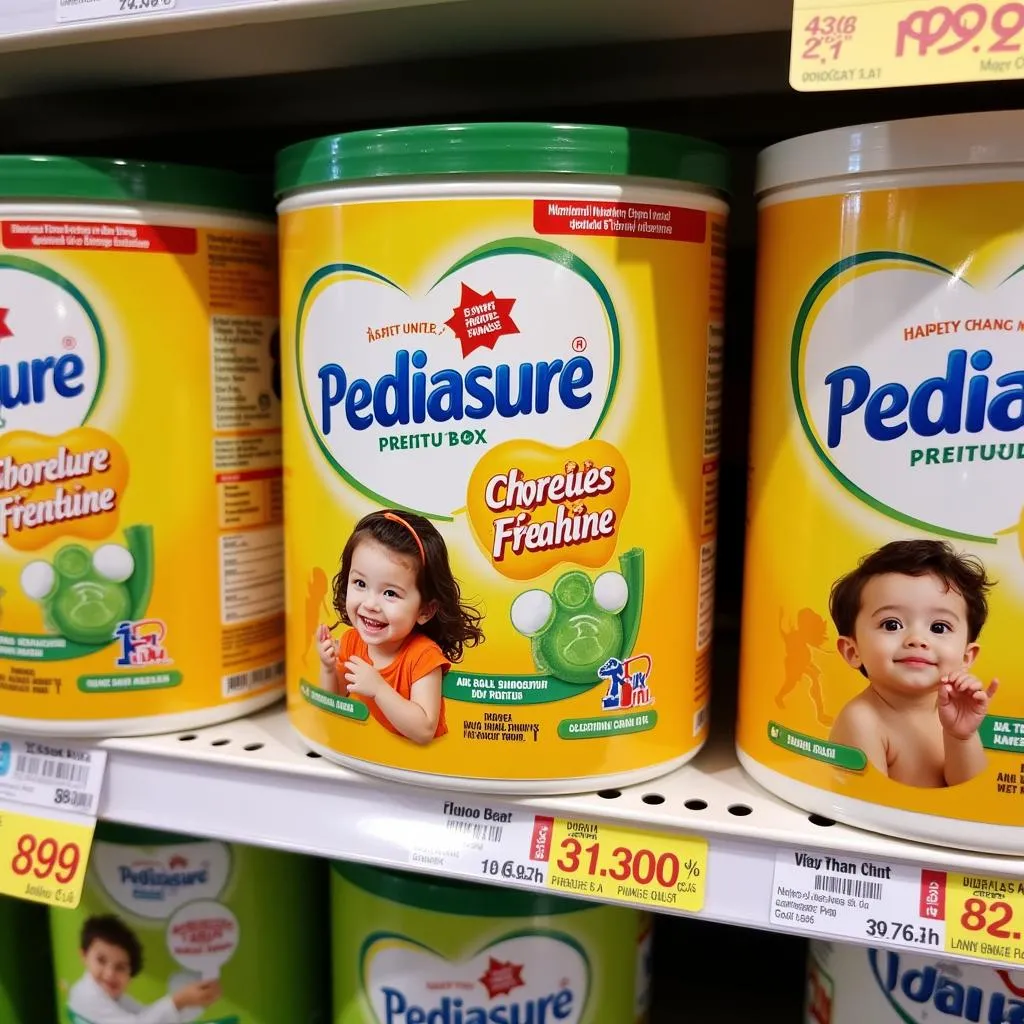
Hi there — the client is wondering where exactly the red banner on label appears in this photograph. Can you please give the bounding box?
[530,815,554,862]
[533,200,706,242]
[2,221,197,254]
[920,869,947,920]
[215,468,284,485]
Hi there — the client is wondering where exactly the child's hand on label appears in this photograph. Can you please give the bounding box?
[938,670,999,739]
[316,624,338,669]
[344,655,385,699]
[173,979,222,1010]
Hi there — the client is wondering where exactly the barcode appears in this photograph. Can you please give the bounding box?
[446,819,504,844]
[814,874,883,900]
[14,754,90,788]
[222,660,284,697]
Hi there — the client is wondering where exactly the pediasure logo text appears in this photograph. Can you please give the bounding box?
[296,240,618,519]
[0,259,104,434]
[869,948,1024,1022]
[362,932,589,1024]
[91,840,231,920]
[793,253,1024,544]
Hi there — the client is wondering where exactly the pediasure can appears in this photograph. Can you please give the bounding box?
[330,861,652,1024]
[49,823,328,1024]
[0,157,283,737]
[805,940,1024,1023]
[278,123,728,792]
[1,894,56,1023]
[738,112,1024,851]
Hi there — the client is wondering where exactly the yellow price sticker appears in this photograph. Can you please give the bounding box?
[790,1,1024,92]
[0,807,94,909]
[544,818,706,912]
[944,873,1024,965]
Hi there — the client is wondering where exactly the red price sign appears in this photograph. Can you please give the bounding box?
[791,0,1024,90]
[0,809,94,908]
[543,818,706,912]
[897,3,1024,57]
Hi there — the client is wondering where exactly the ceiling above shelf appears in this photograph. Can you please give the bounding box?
[0,0,794,97]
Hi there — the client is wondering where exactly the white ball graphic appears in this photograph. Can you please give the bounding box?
[20,561,55,600]
[593,571,628,614]
[510,590,553,637]
[93,544,135,583]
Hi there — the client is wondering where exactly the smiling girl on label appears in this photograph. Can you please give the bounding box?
[317,509,484,745]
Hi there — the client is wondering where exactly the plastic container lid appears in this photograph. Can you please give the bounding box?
[0,155,270,216]
[333,860,595,918]
[757,110,1024,196]
[276,122,729,195]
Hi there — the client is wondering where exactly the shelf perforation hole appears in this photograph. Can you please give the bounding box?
[210,739,230,747]
[641,793,665,805]
[684,799,708,811]
[727,803,753,817]
[808,814,836,827]
[306,751,322,759]
[243,743,264,752]
[597,789,621,799]
[178,734,197,742]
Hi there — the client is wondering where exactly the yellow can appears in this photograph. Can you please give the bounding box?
[278,123,728,792]
[739,112,1024,851]
[0,157,282,737]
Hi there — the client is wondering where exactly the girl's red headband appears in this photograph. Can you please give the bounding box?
[382,512,425,563]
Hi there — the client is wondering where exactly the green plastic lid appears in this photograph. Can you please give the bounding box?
[0,156,270,217]
[333,859,595,918]
[276,122,729,195]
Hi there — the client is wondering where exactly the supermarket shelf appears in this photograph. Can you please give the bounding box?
[95,702,1024,969]
[0,0,793,98]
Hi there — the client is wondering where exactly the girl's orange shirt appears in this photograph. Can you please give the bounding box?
[337,629,451,738]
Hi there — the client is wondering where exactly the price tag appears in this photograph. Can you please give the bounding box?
[56,0,176,23]
[0,807,94,908]
[942,872,1024,965]
[537,817,706,912]
[790,0,1024,91]
[771,849,947,952]
[0,736,106,816]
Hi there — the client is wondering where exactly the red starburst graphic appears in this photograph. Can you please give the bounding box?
[444,283,519,358]
[478,957,525,999]
[0,309,13,340]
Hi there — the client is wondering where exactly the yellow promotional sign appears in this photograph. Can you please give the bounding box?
[791,1,1024,91]
[0,807,94,909]
[944,873,1024,964]
[545,818,706,913]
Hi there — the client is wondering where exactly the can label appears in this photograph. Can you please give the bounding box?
[49,836,323,1024]
[0,217,283,725]
[741,183,1024,824]
[282,193,724,783]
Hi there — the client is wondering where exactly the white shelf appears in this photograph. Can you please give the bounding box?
[93,702,1024,969]
[0,0,792,98]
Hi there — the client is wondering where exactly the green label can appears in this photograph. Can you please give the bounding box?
[331,861,651,1024]
[49,824,328,1024]
[1,893,56,1023]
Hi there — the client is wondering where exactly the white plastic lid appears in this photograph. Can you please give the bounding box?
[757,109,1024,196]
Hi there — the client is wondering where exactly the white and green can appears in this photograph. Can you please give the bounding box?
[50,823,329,1024]
[331,861,652,1024]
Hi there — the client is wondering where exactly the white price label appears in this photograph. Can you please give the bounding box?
[57,0,176,23]
[403,797,546,886]
[0,737,106,818]
[772,849,946,952]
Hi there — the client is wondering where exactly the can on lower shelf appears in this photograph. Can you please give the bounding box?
[0,156,283,738]
[277,121,729,793]
[806,940,1024,1023]
[331,860,652,1024]
[738,111,1024,852]
[49,823,329,1024]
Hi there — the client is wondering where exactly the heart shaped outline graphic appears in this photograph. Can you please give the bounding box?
[789,249,1024,547]
[358,928,592,1024]
[295,237,621,521]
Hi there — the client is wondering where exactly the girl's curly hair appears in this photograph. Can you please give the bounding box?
[332,509,485,663]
